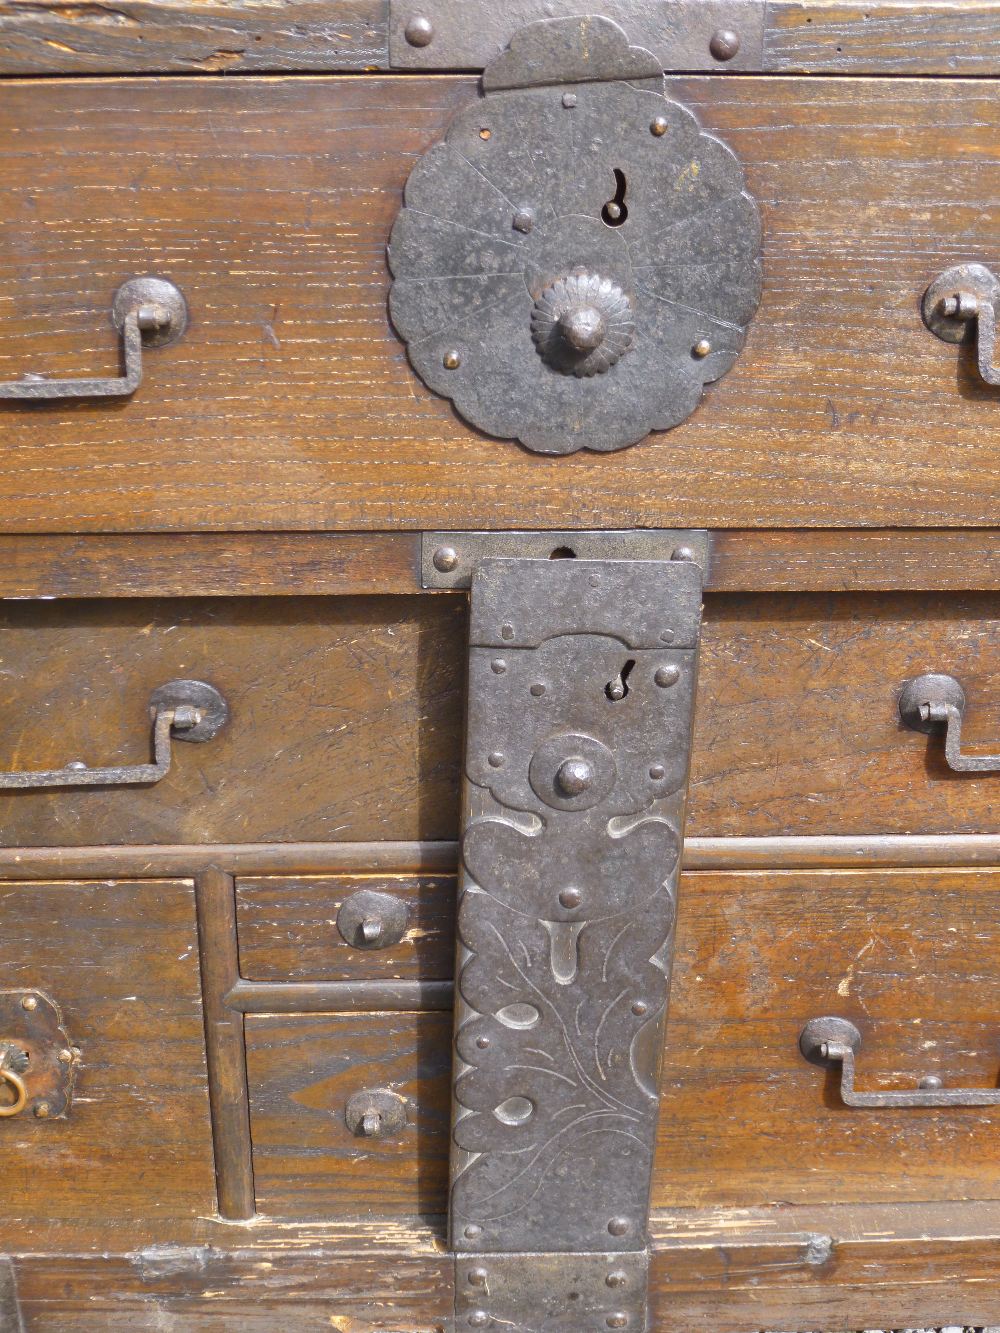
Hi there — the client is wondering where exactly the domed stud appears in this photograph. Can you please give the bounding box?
[558,305,608,353]
[555,757,594,796]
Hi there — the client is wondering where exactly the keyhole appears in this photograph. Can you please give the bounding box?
[602,169,628,227]
[606,659,635,701]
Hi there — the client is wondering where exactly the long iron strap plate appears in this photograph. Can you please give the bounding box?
[451,556,703,1332]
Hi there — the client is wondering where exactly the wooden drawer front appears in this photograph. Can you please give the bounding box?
[245,1012,452,1219]
[659,868,1000,1209]
[0,591,993,847]
[236,876,455,981]
[0,78,998,531]
[0,879,215,1229]
[244,870,1000,1221]
[0,595,463,846]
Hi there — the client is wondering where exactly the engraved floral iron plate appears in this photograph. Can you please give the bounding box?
[388,15,762,454]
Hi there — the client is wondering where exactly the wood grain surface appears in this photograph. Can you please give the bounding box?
[246,1010,452,1220]
[236,874,455,981]
[1,77,1000,530]
[0,591,994,845]
[234,869,1000,1225]
[0,878,216,1233]
[0,595,465,846]
[2,0,1000,76]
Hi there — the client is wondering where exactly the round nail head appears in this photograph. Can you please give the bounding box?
[693,338,712,358]
[709,27,741,60]
[651,116,669,137]
[559,887,583,909]
[608,1216,630,1237]
[555,757,593,796]
[404,15,434,46]
[443,349,461,370]
[433,545,460,572]
[655,665,680,688]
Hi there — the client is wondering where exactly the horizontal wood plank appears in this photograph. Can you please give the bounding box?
[1,78,1000,529]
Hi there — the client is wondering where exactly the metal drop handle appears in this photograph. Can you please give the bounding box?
[922,263,1000,386]
[0,277,187,401]
[898,672,1000,774]
[0,679,227,790]
[800,1017,1000,1108]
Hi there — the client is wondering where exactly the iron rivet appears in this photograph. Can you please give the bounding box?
[404,15,434,46]
[491,659,507,675]
[66,760,88,771]
[34,1102,51,1119]
[709,27,741,60]
[500,624,514,640]
[659,629,675,643]
[606,1271,628,1288]
[513,209,534,234]
[671,546,696,562]
[488,752,505,768]
[468,1314,489,1328]
[649,765,666,781]
[559,887,583,909]
[464,1224,483,1240]
[919,1074,944,1090]
[650,116,669,137]
[589,573,601,586]
[58,1049,73,1063]
[443,349,462,370]
[21,996,37,1012]
[555,757,593,796]
[655,665,680,688]
[562,92,578,108]
[432,545,460,572]
[607,1316,628,1330]
[530,682,545,697]
[476,1035,491,1050]
[632,1001,649,1016]
[693,338,712,358]
[608,1216,630,1237]
[468,1268,489,1287]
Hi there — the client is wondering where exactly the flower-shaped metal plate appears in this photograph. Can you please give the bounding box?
[388,15,762,455]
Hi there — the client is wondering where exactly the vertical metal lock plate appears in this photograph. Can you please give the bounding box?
[451,554,703,1331]
[389,15,761,453]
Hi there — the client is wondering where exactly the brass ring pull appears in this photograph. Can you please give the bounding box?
[0,1068,27,1118]
[0,679,228,790]
[0,277,187,401]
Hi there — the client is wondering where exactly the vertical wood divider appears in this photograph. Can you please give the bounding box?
[195,866,256,1221]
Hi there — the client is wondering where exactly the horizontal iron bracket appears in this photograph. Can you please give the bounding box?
[422,530,711,588]
[389,0,765,72]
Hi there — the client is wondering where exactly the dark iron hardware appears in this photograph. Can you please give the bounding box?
[922,263,1000,386]
[0,679,227,790]
[389,15,761,454]
[336,889,409,950]
[450,542,703,1331]
[899,672,1000,774]
[345,1088,408,1138]
[800,1016,1000,1109]
[0,991,77,1122]
[0,277,187,401]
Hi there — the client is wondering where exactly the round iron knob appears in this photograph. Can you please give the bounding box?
[531,272,635,377]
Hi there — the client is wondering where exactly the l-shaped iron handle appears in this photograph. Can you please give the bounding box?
[800,1017,1000,1108]
[0,679,227,790]
[0,277,186,401]
[899,672,1000,774]
[922,263,1000,386]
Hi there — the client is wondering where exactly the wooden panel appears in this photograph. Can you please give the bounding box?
[657,867,1000,1209]
[0,595,464,846]
[244,869,1000,1223]
[0,531,996,600]
[246,1011,452,1219]
[236,874,455,981]
[766,1,1000,73]
[0,78,999,531]
[688,591,1000,837]
[0,879,214,1235]
[0,0,389,75]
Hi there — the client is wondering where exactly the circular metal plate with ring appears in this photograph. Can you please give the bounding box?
[388,15,762,454]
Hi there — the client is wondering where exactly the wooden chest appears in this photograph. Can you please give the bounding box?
[0,3,999,1329]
